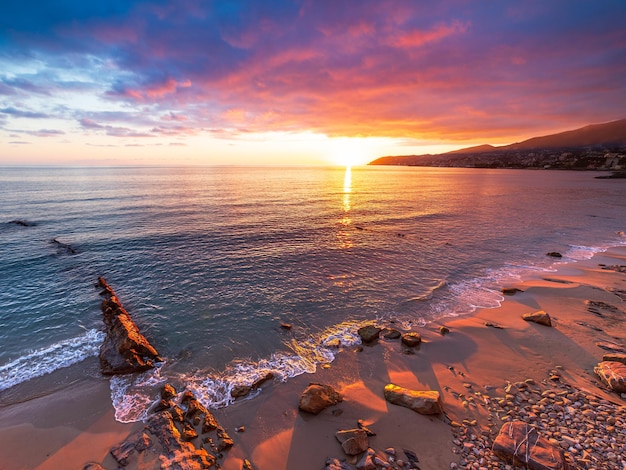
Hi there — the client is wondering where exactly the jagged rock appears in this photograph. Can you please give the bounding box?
[110,431,153,466]
[335,429,368,456]
[153,398,172,413]
[492,421,569,469]
[358,325,381,343]
[97,277,162,375]
[242,459,255,470]
[202,410,219,433]
[216,426,234,451]
[383,384,442,415]
[522,310,552,327]
[161,383,177,400]
[594,361,626,393]
[401,332,422,347]
[298,383,343,414]
[324,458,354,470]
[170,405,185,422]
[603,353,626,365]
[355,448,376,469]
[182,421,199,441]
[546,252,562,258]
[185,396,209,420]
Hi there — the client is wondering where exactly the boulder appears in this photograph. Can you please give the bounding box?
[546,252,563,258]
[381,328,401,339]
[298,383,343,414]
[97,277,162,375]
[492,421,569,470]
[335,429,368,456]
[594,361,626,393]
[358,325,381,343]
[161,383,177,400]
[383,384,442,415]
[522,310,552,327]
[401,332,422,347]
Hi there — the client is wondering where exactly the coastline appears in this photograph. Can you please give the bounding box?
[0,245,625,469]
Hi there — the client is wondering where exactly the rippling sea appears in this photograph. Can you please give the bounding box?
[1,165,624,421]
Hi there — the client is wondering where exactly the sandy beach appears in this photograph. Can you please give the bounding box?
[1,245,625,470]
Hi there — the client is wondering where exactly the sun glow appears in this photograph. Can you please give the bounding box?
[327,137,375,166]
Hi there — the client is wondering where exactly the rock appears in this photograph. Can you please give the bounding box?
[335,429,369,455]
[231,385,252,398]
[298,383,343,414]
[485,322,504,329]
[356,449,376,470]
[242,459,255,470]
[381,327,401,339]
[202,410,219,433]
[216,426,234,451]
[522,310,552,327]
[595,341,626,353]
[383,384,443,415]
[439,326,450,335]
[602,353,626,365]
[153,398,172,413]
[82,464,106,470]
[97,277,162,375]
[403,449,419,465]
[502,287,523,295]
[492,421,569,469]
[594,361,626,393]
[8,219,35,227]
[324,458,354,470]
[51,238,77,254]
[546,252,563,258]
[358,325,381,343]
[280,322,292,329]
[161,383,177,400]
[182,421,198,441]
[357,419,376,436]
[401,332,422,347]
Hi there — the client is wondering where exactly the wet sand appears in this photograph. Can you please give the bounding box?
[1,246,625,469]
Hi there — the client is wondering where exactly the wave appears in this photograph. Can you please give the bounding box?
[0,329,105,392]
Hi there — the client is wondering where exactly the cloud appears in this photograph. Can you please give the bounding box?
[0,107,49,119]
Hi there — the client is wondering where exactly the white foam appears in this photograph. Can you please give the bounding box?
[110,365,165,423]
[564,244,604,261]
[0,329,105,391]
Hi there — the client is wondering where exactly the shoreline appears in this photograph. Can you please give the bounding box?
[0,245,625,469]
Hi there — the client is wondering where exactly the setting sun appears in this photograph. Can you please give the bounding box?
[327,137,376,166]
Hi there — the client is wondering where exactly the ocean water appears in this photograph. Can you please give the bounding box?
[0,165,624,421]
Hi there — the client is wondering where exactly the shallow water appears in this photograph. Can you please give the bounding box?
[1,165,624,420]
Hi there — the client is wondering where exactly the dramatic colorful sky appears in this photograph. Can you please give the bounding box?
[1,1,625,166]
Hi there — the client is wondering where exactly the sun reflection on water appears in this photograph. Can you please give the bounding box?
[338,165,353,249]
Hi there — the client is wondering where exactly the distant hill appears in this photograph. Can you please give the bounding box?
[370,118,626,167]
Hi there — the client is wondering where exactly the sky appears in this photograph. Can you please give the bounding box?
[1,1,625,166]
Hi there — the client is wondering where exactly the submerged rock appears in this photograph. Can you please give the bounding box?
[522,310,552,327]
[97,277,162,375]
[298,383,343,414]
[383,384,442,415]
[594,361,626,393]
[492,421,569,469]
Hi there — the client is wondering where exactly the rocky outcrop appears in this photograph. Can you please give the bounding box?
[383,384,442,415]
[108,384,249,469]
[594,361,626,393]
[603,353,626,365]
[97,277,162,375]
[546,252,563,258]
[492,421,569,469]
[522,310,552,327]
[298,383,343,414]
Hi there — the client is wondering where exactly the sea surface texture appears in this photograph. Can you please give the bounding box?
[1,166,624,421]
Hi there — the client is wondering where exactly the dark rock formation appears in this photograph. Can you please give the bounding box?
[383,384,443,415]
[8,219,35,227]
[502,287,523,295]
[439,326,450,335]
[522,310,552,327]
[51,238,77,254]
[381,327,401,339]
[97,277,162,375]
[492,421,569,469]
[298,383,343,414]
[358,325,381,343]
[603,353,626,365]
[400,332,422,347]
[229,372,275,399]
[546,252,563,258]
[594,361,626,393]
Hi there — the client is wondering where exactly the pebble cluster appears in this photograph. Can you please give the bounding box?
[448,372,626,469]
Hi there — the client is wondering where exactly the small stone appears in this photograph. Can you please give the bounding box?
[439,326,450,335]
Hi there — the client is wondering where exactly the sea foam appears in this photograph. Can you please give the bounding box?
[0,329,105,391]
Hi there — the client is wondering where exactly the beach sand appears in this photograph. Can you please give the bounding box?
[1,246,625,469]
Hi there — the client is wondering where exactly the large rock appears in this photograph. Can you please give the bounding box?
[335,429,368,455]
[603,353,626,365]
[594,361,626,393]
[383,384,442,415]
[522,310,552,327]
[97,277,162,375]
[492,421,569,470]
[298,383,343,414]
[358,325,381,343]
[401,332,422,347]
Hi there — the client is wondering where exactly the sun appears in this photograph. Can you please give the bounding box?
[327,137,373,166]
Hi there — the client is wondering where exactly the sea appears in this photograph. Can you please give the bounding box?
[1,165,624,422]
